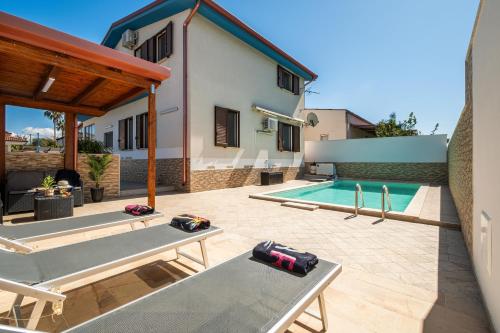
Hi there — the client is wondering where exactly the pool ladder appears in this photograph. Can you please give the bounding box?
[354,183,365,216]
[381,185,392,219]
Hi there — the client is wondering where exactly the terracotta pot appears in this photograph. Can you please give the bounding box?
[45,188,55,197]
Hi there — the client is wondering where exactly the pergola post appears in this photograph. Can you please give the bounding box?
[64,113,77,170]
[147,84,157,208]
[0,104,5,185]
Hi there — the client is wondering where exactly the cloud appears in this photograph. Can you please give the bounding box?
[21,127,60,139]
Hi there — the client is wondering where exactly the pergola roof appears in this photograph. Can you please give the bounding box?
[0,11,171,116]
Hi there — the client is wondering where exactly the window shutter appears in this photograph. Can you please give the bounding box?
[147,37,156,62]
[215,107,228,147]
[277,66,284,88]
[292,75,300,95]
[166,21,173,58]
[118,119,126,150]
[292,125,301,152]
[277,122,283,151]
[140,43,148,61]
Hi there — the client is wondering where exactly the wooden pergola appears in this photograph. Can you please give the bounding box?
[0,11,170,208]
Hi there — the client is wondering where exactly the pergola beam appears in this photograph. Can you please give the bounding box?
[0,93,105,117]
[34,65,60,100]
[0,104,5,185]
[0,37,158,89]
[71,77,107,105]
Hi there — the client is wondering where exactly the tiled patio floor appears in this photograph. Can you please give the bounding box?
[0,181,491,332]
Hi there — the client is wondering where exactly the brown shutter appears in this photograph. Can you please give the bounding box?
[292,125,301,152]
[118,119,126,150]
[166,21,173,58]
[147,37,156,62]
[292,75,300,95]
[277,122,283,151]
[277,66,284,88]
[215,107,228,147]
[140,43,148,61]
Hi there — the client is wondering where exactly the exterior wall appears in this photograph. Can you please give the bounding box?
[120,158,183,190]
[305,135,448,163]
[189,167,303,192]
[5,152,120,202]
[303,109,347,141]
[349,126,375,139]
[320,162,448,184]
[82,10,188,178]
[186,15,306,191]
[448,104,473,254]
[470,0,500,329]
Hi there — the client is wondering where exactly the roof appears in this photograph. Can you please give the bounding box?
[5,132,27,143]
[102,0,317,81]
[0,11,171,117]
[305,108,375,126]
[0,11,170,83]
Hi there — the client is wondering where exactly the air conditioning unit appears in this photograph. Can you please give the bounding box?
[121,29,138,50]
[262,117,278,132]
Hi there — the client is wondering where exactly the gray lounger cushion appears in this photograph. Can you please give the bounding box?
[0,224,221,285]
[65,251,340,333]
[0,211,163,241]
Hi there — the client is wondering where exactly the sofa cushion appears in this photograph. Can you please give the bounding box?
[7,171,45,191]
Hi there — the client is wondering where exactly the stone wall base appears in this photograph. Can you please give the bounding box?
[305,162,449,185]
[121,158,184,190]
[188,167,304,192]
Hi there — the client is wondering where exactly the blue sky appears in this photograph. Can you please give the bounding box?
[2,0,478,137]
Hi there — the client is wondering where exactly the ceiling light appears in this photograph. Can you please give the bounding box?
[41,77,56,93]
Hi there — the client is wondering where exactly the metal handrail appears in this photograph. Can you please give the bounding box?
[354,183,365,216]
[381,185,392,219]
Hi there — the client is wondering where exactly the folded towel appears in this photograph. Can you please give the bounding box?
[252,240,318,275]
[125,204,155,216]
[170,214,210,232]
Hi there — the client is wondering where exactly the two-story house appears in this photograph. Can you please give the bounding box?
[82,0,317,192]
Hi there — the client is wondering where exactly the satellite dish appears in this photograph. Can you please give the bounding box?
[307,112,319,127]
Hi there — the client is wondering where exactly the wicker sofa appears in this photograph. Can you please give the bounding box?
[4,170,45,214]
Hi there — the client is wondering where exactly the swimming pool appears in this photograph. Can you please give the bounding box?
[267,180,421,212]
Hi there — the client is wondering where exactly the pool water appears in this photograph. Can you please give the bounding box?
[268,180,421,212]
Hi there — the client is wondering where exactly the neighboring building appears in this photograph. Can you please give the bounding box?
[82,0,316,192]
[5,131,27,152]
[302,109,375,141]
[448,0,499,330]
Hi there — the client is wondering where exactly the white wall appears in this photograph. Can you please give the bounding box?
[303,109,347,141]
[305,135,448,163]
[471,0,500,329]
[187,15,305,171]
[82,10,189,159]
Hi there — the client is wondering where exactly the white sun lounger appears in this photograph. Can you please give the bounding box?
[0,211,163,253]
[61,251,341,333]
[0,223,223,330]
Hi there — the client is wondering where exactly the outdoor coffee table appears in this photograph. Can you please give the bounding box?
[34,195,74,221]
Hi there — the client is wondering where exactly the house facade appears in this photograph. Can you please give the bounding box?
[448,0,499,330]
[82,0,316,192]
[303,108,375,141]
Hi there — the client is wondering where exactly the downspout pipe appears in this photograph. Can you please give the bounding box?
[182,0,202,187]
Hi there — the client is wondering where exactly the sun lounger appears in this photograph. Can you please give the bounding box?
[0,211,163,253]
[64,251,341,333]
[0,223,223,330]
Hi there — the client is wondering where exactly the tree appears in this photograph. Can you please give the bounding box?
[375,112,419,137]
[43,111,64,143]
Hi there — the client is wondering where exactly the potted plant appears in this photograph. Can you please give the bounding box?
[41,175,56,196]
[86,154,113,202]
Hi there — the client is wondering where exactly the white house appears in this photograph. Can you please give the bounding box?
[82,0,317,192]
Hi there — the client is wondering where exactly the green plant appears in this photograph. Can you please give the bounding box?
[41,175,55,190]
[86,154,113,188]
[78,139,111,154]
[375,112,420,137]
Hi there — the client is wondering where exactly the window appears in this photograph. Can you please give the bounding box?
[277,122,300,152]
[214,106,240,148]
[104,131,113,149]
[136,113,148,149]
[83,124,95,140]
[277,66,300,95]
[118,117,133,150]
[135,22,173,63]
[320,134,329,141]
